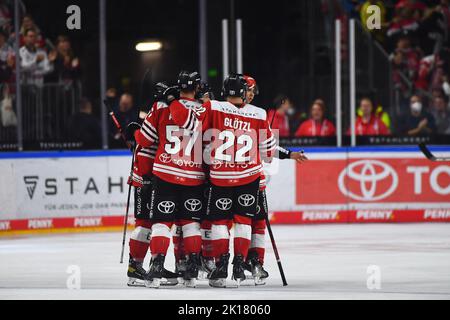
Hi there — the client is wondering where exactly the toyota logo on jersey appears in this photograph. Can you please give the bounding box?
[238,194,256,207]
[184,199,202,212]
[216,198,233,211]
[159,153,172,164]
[338,160,398,201]
[157,201,176,214]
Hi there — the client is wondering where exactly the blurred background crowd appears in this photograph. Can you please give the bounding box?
[0,0,449,150]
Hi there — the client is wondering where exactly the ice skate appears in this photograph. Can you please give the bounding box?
[127,255,147,287]
[145,254,165,288]
[198,255,215,280]
[231,254,246,287]
[208,253,230,288]
[183,253,200,288]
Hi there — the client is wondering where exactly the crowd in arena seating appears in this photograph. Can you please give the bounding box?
[358,0,450,135]
[0,7,81,89]
[1,0,449,147]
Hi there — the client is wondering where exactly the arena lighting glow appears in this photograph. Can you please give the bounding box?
[135,41,162,52]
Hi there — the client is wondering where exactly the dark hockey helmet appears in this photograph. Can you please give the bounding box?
[222,73,248,100]
[153,81,170,101]
[177,70,201,91]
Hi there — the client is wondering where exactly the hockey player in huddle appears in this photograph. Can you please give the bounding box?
[241,75,307,284]
[171,74,274,287]
[189,74,307,287]
[135,71,206,288]
[126,82,179,287]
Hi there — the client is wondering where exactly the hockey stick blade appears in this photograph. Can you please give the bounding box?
[419,143,450,162]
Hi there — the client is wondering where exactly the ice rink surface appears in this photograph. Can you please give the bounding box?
[1,223,450,300]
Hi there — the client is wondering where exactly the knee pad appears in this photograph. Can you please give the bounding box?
[182,222,201,238]
[234,223,252,240]
[211,224,230,241]
[151,223,172,238]
[130,226,151,243]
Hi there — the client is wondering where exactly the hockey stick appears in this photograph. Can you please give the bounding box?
[418,143,450,162]
[261,191,288,286]
[110,68,153,264]
[104,99,135,264]
[264,215,288,286]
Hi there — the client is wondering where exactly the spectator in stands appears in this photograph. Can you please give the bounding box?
[110,93,138,143]
[67,97,101,148]
[295,99,336,137]
[430,95,450,134]
[18,14,45,48]
[19,28,56,86]
[45,35,80,84]
[400,94,437,135]
[0,27,13,83]
[0,0,12,33]
[267,95,295,137]
[390,35,422,87]
[416,48,450,92]
[386,0,420,49]
[348,97,390,136]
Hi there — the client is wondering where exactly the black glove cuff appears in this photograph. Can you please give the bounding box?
[276,145,291,159]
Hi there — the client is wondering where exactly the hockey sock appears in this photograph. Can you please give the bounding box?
[129,219,152,262]
[249,219,266,264]
[233,215,252,259]
[172,222,185,262]
[200,220,213,258]
[150,222,172,256]
[180,219,202,256]
[211,220,231,260]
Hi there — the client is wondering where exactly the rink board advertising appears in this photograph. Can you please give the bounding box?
[0,147,449,233]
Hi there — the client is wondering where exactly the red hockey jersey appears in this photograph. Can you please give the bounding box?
[198,100,276,187]
[135,99,206,186]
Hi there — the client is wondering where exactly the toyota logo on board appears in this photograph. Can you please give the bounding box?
[338,160,398,201]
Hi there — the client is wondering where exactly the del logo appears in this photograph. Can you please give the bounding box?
[302,211,339,221]
[24,176,39,199]
[338,160,398,201]
[356,210,393,220]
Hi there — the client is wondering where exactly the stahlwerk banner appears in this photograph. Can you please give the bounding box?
[0,153,132,220]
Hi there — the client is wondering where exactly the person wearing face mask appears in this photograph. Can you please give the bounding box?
[267,95,295,137]
[401,95,437,136]
[295,99,336,137]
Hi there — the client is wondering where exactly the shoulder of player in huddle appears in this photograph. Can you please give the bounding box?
[155,101,169,110]
[209,100,268,121]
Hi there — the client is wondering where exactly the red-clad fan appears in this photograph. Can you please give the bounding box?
[347,97,390,136]
[295,99,336,137]
[135,71,206,288]
[125,82,178,287]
